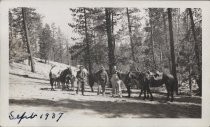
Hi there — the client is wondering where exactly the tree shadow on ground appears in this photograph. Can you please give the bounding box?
[131,93,201,104]
[10,73,48,81]
[9,97,201,118]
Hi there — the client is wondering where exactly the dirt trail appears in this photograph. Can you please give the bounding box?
[9,74,201,119]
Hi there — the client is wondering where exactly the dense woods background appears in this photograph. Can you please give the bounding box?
[9,7,202,95]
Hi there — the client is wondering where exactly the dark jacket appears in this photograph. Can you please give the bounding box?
[76,70,87,82]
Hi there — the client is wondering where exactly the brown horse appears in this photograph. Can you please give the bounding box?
[125,71,176,102]
[148,71,176,102]
[88,70,109,92]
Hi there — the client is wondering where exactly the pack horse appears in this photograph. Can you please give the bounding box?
[49,65,73,91]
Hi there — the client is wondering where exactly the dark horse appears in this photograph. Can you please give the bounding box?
[124,71,152,99]
[124,71,176,102]
[49,67,72,91]
[148,71,176,102]
[88,70,108,92]
[89,70,128,93]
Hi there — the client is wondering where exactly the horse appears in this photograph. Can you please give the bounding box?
[88,69,109,92]
[124,71,152,99]
[49,65,61,90]
[49,66,73,91]
[59,67,73,90]
[125,71,176,102]
[147,71,176,102]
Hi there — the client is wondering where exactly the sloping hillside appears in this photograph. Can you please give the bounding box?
[9,58,79,80]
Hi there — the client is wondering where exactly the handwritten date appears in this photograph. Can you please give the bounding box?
[9,111,64,124]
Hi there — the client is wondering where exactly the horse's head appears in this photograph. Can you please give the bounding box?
[123,72,129,85]
[61,67,72,77]
[67,67,72,74]
[124,71,137,85]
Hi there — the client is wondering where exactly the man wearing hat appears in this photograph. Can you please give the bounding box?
[97,66,109,96]
[111,65,123,97]
[76,65,87,95]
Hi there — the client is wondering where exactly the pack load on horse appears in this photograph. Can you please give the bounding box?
[49,65,62,90]
[59,67,73,90]
[49,65,73,91]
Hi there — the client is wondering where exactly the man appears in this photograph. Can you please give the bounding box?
[111,66,123,97]
[112,66,121,79]
[97,66,109,96]
[76,65,87,95]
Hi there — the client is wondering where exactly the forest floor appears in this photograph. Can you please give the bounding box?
[9,59,201,123]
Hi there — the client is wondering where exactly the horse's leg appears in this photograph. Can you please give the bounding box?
[54,81,56,89]
[61,82,65,90]
[126,85,131,98]
[71,80,75,91]
[139,85,143,98]
[170,89,174,102]
[118,81,122,98]
[57,81,60,89]
[50,78,54,91]
[147,85,153,101]
[142,85,146,100]
[89,77,94,92]
[91,86,94,92]
[76,81,80,94]
[67,82,70,90]
[102,82,106,96]
[146,91,148,98]
[170,82,174,102]
[111,81,115,97]
[90,82,94,92]
[97,84,101,95]
[165,83,170,101]
[116,81,119,97]
[81,81,85,95]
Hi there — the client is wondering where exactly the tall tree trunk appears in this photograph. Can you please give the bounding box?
[105,8,115,80]
[66,41,70,65]
[126,8,135,63]
[188,8,202,96]
[176,8,180,44]
[159,44,163,67]
[22,7,35,72]
[60,43,62,63]
[111,11,115,53]
[163,12,171,70]
[84,8,92,75]
[167,8,178,94]
[9,11,14,61]
[148,9,156,70]
[51,26,55,61]
[188,62,192,95]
